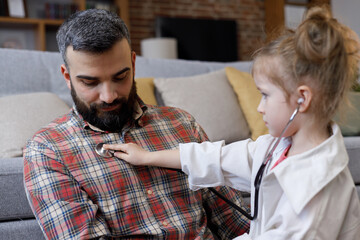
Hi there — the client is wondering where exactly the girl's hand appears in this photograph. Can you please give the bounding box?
[103,143,149,165]
[104,143,181,169]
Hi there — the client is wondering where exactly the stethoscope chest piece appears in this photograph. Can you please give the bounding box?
[95,143,114,158]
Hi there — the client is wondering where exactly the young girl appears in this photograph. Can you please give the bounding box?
[104,6,360,239]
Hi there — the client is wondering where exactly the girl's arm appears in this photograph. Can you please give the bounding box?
[103,143,181,169]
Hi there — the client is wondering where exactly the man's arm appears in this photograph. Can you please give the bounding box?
[202,186,250,238]
[24,140,109,240]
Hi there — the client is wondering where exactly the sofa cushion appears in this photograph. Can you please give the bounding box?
[0,92,70,158]
[0,219,45,239]
[154,69,250,143]
[135,77,157,105]
[225,67,268,140]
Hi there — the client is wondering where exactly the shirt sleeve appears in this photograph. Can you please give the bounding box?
[24,139,109,240]
[186,117,251,238]
[180,140,255,192]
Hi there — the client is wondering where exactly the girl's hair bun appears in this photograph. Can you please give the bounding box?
[253,5,360,124]
[295,6,343,64]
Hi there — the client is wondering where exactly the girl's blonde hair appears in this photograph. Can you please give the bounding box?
[253,5,360,125]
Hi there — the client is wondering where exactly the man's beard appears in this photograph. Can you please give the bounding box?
[71,80,138,132]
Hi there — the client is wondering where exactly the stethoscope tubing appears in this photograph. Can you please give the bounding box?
[94,100,303,221]
[210,101,302,221]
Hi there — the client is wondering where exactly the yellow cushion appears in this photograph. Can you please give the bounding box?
[225,67,268,140]
[135,77,157,105]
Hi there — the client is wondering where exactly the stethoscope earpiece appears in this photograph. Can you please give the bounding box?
[188,96,306,221]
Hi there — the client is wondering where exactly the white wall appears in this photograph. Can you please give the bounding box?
[331,0,360,38]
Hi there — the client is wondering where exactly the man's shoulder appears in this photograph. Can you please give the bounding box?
[145,104,194,121]
[31,109,77,142]
[141,104,208,143]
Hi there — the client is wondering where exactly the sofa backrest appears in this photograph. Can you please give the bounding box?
[135,55,253,78]
[0,48,253,107]
[0,48,71,105]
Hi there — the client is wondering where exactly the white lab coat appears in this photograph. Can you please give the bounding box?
[180,124,360,239]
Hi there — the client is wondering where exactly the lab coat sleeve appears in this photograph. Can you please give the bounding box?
[180,139,255,192]
[236,170,360,240]
[233,233,252,240]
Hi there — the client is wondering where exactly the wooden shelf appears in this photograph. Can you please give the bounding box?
[0,17,63,25]
[0,16,63,50]
[0,0,129,51]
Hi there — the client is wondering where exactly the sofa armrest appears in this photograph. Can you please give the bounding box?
[344,136,360,186]
[0,157,34,221]
[344,136,360,198]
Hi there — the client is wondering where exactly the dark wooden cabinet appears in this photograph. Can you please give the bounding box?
[0,0,129,51]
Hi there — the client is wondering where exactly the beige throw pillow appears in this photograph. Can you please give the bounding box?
[0,92,70,158]
[225,67,268,140]
[154,69,250,143]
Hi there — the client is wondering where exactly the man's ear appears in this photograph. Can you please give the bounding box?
[61,64,71,90]
[131,51,136,76]
[296,85,312,112]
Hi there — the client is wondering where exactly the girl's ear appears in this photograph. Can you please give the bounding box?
[296,85,312,112]
[61,64,71,90]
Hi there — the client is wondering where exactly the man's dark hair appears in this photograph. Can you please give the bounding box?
[56,9,131,67]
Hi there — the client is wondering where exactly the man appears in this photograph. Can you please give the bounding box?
[24,9,249,239]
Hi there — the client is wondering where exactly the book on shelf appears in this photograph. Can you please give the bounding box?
[44,3,78,20]
[86,0,117,13]
[0,0,9,17]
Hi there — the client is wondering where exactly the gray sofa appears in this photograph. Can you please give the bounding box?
[0,48,359,239]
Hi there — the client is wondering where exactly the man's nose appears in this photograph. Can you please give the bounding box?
[99,83,118,103]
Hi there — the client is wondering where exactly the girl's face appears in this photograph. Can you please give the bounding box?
[254,60,298,137]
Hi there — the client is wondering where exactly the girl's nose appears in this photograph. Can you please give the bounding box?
[257,100,264,114]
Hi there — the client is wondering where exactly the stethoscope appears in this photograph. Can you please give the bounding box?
[95,98,304,221]
[95,143,115,158]
[210,97,304,220]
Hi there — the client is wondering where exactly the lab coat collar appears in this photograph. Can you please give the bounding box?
[272,123,348,214]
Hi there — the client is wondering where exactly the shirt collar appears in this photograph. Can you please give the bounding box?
[271,123,348,214]
[74,96,148,133]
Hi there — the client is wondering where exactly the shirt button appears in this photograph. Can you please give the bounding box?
[162,221,168,226]
[147,190,153,195]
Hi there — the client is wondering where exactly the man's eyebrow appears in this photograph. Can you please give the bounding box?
[76,67,131,80]
[76,75,98,81]
[112,67,130,78]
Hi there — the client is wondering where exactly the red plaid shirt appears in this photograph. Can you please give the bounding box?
[24,98,250,240]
